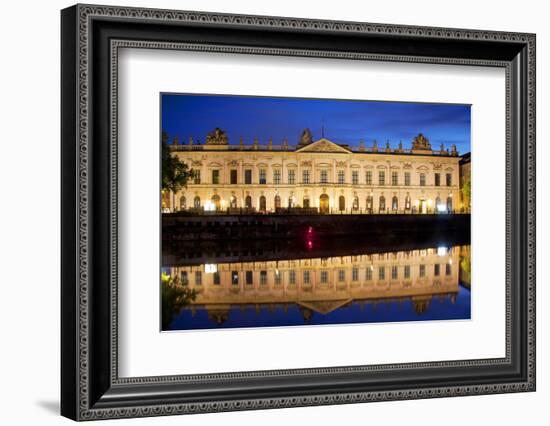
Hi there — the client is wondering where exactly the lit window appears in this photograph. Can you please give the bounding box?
[404,172,410,186]
[379,171,385,185]
[274,270,282,285]
[288,170,295,184]
[366,171,372,185]
[273,169,281,185]
[231,271,238,285]
[338,170,345,184]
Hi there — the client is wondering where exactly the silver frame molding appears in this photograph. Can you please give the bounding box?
[61,3,536,421]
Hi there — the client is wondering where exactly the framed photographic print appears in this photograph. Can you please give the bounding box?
[61,4,536,421]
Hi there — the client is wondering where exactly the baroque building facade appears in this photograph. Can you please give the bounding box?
[167,128,467,214]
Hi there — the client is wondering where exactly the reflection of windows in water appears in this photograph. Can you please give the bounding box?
[303,271,310,284]
[195,271,202,285]
[260,270,267,285]
[231,271,239,285]
[378,267,385,280]
[274,270,281,285]
[213,272,220,285]
[246,271,253,285]
[404,265,411,279]
[446,264,452,275]
[320,270,328,283]
[338,269,345,282]
[391,266,398,280]
[352,268,359,281]
[419,265,426,277]
[434,264,440,276]
[289,270,296,285]
[366,268,372,281]
[180,271,188,285]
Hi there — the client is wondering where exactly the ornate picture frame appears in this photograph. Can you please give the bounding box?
[61,4,535,420]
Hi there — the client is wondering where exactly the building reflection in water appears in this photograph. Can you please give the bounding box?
[163,245,471,331]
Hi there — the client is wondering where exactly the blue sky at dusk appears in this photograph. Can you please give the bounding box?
[161,94,471,154]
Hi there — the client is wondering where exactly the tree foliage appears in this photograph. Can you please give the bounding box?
[161,131,194,194]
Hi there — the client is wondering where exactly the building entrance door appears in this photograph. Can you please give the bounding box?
[319,194,329,214]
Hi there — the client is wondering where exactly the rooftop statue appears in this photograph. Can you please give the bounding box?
[205,127,229,145]
[411,133,432,151]
[298,128,313,146]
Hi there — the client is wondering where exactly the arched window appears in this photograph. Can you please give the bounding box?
[179,196,186,210]
[405,195,411,210]
[303,196,310,209]
[319,194,329,214]
[379,195,386,212]
[366,195,373,213]
[245,195,252,209]
[338,195,345,212]
[352,196,359,211]
[193,196,201,208]
[447,196,453,212]
[274,195,281,209]
[259,195,266,212]
[229,196,237,208]
[392,196,398,211]
[211,194,221,211]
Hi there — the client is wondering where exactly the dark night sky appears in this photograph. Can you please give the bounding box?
[161,93,471,155]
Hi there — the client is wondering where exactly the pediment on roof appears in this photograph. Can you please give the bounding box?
[296,138,351,154]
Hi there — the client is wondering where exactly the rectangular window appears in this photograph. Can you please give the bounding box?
[446,263,452,275]
[273,169,281,185]
[259,169,266,184]
[352,170,359,185]
[245,270,253,285]
[419,173,426,186]
[193,170,201,184]
[288,169,295,184]
[213,272,220,285]
[392,171,398,186]
[338,269,345,282]
[391,266,398,280]
[338,170,345,184]
[320,170,328,184]
[366,267,373,281]
[231,271,239,285]
[366,171,372,185]
[419,264,426,277]
[260,270,267,285]
[378,267,385,280]
[303,271,310,284]
[302,169,310,184]
[212,170,220,185]
[289,270,296,285]
[320,270,328,284]
[434,264,440,276]
[195,271,202,285]
[404,172,410,186]
[244,169,252,184]
[446,173,452,186]
[230,169,238,184]
[404,265,411,279]
[379,171,385,186]
[352,267,359,281]
[180,271,188,285]
[434,172,440,186]
[274,270,281,285]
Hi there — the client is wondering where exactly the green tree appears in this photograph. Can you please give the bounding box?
[161,131,195,211]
